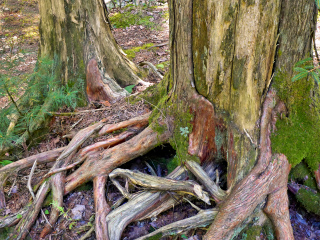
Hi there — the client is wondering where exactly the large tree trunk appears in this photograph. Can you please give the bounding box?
[39,0,144,102]
[1,0,318,239]
[166,0,316,238]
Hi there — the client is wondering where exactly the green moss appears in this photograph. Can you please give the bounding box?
[123,43,154,60]
[262,221,275,240]
[109,8,155,29]
[290,162,317,189]
[272,70,320,170]
[145,233,163,240]
[296,188,320,215]
[241,226,262,240]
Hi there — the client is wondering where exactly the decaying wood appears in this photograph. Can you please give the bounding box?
[98,112,150,136]
[185,160,226,203]
[138,61,164,80]
[0,207,28,228]
[106,167,188,240]
[109,168,210,204]
[0,147,65,209]
[86,59,128,104]
[136,209,218,240]
[93,176,110,240]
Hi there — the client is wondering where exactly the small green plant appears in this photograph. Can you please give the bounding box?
[0,55,81,149]
[124,85,135,93]
[16,214,22,219]
[292,57,319,83]
[0,160,13,166]
[123,43,154,60]
[50,201,78,229]
[179,127,189,138]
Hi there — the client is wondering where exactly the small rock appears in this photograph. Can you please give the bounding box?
[71,204,86,220]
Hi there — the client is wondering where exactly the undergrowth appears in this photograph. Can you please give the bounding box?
[109,4,159,29]
[0,56,81,151]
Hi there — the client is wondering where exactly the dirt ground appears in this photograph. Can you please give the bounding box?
[1,1,320,240]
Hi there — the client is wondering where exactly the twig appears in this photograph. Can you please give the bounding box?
[243,128,256,147]
[70,116,84,131]
[7,178,17,196]
[138,61,164,79]
[79,225,95,240]
[42,156,87,180]
[27,159,52,228]
[27,159,37,200]
[183,197,202,212]
[48,107,111,116]
[313,33,320,63]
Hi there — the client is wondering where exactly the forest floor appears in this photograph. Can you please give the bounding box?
[1,0,320,240]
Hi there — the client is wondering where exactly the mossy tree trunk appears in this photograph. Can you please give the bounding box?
[1,0,318,239]
[39,0,144,102]
[163,0,317,238]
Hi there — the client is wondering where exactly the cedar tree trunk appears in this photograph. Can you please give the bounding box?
[39,0,144,102]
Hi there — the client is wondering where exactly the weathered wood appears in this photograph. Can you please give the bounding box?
[185,160,226,203]
[137,209,218,240]
[109,168,210,204]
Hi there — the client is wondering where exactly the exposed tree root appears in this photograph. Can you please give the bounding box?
[106,166,187,240]
[0,147,66,209]
[93,176,110,240]
[204,89,292,239]
[136,209,218,240]
[0,88,295,240]
[109,168,210,204]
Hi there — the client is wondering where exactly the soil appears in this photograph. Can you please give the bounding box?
[1,1,320,240]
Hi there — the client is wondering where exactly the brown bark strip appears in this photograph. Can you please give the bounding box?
[86,59,120,104]
[93,176,110,240]
[314,165,320,190]
[98,112,150,136]
[0,147,65,209]
[80,129,137,157]
[188,94,217,164]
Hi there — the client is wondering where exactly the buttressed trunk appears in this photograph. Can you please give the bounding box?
[167,0,316,238]
[39,0,143,102]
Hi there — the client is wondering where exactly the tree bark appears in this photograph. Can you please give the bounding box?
[39,0,144,103]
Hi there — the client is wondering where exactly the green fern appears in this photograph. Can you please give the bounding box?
[292,57,320,83]
[0,56,82,150]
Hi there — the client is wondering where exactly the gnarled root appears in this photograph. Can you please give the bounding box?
[203,154,292,240]
[93,176,110,240]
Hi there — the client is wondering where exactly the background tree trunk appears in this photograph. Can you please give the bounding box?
[39,0,143,102]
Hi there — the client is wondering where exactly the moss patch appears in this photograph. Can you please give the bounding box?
[296,188,320,215]
[123,43,154,60]
[272,70,320,170]
[109,5,156,29]
[290,162,317,189]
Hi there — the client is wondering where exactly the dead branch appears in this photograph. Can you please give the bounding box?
[137,209,218,240]
[109,168,210,204]
[185,160,226,203]
[106,166,187,240]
